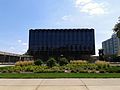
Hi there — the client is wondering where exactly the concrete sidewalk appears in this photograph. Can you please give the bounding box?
[0,79,120,90]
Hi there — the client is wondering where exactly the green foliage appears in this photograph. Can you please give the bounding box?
[95,60,110,70]
[47,58,57,67]
[113,22,120,32]
[113,17,120,38]
[66,62,97,73]
[70,60,88,65]
[15,61,34,66]
[34,59,43,66]
[33,66,48,73]
[51,66,64,73]
[1,60,120,74]
[59,57,69,66]
[107,66,120,73]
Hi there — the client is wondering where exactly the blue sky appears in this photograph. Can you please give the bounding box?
[0,0,120,55]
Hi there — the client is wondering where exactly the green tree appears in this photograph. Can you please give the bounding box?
[59,57,69,66]
[113,17,120,38]
[113,17,120,56]
[47,58,56,67]
[34,59,43,66]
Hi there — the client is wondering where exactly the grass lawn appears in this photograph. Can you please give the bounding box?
[0,73,120,78]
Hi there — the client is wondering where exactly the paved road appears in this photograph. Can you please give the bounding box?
[0,79,120,90]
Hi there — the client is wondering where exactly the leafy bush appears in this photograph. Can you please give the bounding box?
[107,66,120,73]
[0,65,49,73]
[0,60,118,74]
[66,61,98,73]
[95,60,110,69]
[15,61,34,66]
[34,59,43,66]
[70,60,88,65]
[47,58,57,67]
[59,57,69,66]
[99,70,106,73]
[0,66,11,73]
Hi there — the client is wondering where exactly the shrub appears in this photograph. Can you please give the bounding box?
[99,70,106,73]
[107,66,120,73]
[34,59,43,66]
[59,57,69,66]
[87,64,97,70]
[15,61,34,66]
[70,60,87,65]
[13,66,22,73]
[33,66,48,73]
[95,60,110,70]
[47,58,56,67]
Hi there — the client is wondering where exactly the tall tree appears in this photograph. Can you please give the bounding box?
[113,17,120,56]
[113,17,120,38]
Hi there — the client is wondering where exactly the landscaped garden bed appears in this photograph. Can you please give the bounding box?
[0,58,120,78]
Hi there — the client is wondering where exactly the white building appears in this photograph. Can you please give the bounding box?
[102,34,120,55]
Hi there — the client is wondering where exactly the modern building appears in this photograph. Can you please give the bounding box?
[0,51,20,63]
[102,34,120,55]
[0,51,33,63]
[27,29,95,60]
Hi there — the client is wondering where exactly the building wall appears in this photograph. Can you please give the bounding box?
[28,29,95,60]
[102,34,120,55]
[0,51,33,63]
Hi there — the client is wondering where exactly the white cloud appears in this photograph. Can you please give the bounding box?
[10,47,15,50]
[16,40,28,53]
[61,15,73,21]
[75,0,91,6]
[18,40,22,43]
[17,39,28,46]
[75,0,106,15]
[22,43,27,46]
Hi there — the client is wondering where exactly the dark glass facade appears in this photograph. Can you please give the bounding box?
[28,29,95,60]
